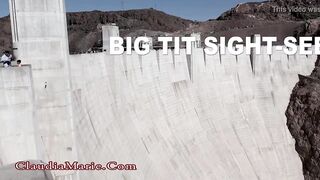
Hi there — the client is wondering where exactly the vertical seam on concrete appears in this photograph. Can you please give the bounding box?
[9,0,18,42]
[28,65,44,161]
[13,0,18,41]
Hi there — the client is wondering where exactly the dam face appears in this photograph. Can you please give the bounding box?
[69,48,316,180]
[0,0,317,179]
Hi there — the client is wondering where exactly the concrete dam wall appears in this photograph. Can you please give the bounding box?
[0,45,317,180]
[0,66,38,165]
[0,43,317,180]
[0,0,318,179]
[67,47,316,180]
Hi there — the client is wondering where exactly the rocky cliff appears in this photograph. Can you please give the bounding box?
[286,57,320,180]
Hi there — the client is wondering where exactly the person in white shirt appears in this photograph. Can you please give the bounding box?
[1,51,13,67]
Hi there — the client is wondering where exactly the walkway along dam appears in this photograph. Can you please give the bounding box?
[0,0,318,179]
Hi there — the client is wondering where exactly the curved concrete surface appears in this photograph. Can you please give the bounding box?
[69,48,316,180]
[0,46,316,180]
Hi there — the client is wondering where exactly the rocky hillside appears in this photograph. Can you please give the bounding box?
[286,57,320,180]
[183,19,305,45]
[218,0,320,21]
[0,16,11,53]
[196,0,320,44]
[1,0,320,53]
[66,9,193,53]
[0,8,193,53]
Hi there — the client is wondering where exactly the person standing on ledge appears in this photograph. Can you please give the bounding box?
[17,60,22,67]
[1,51,14,68]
